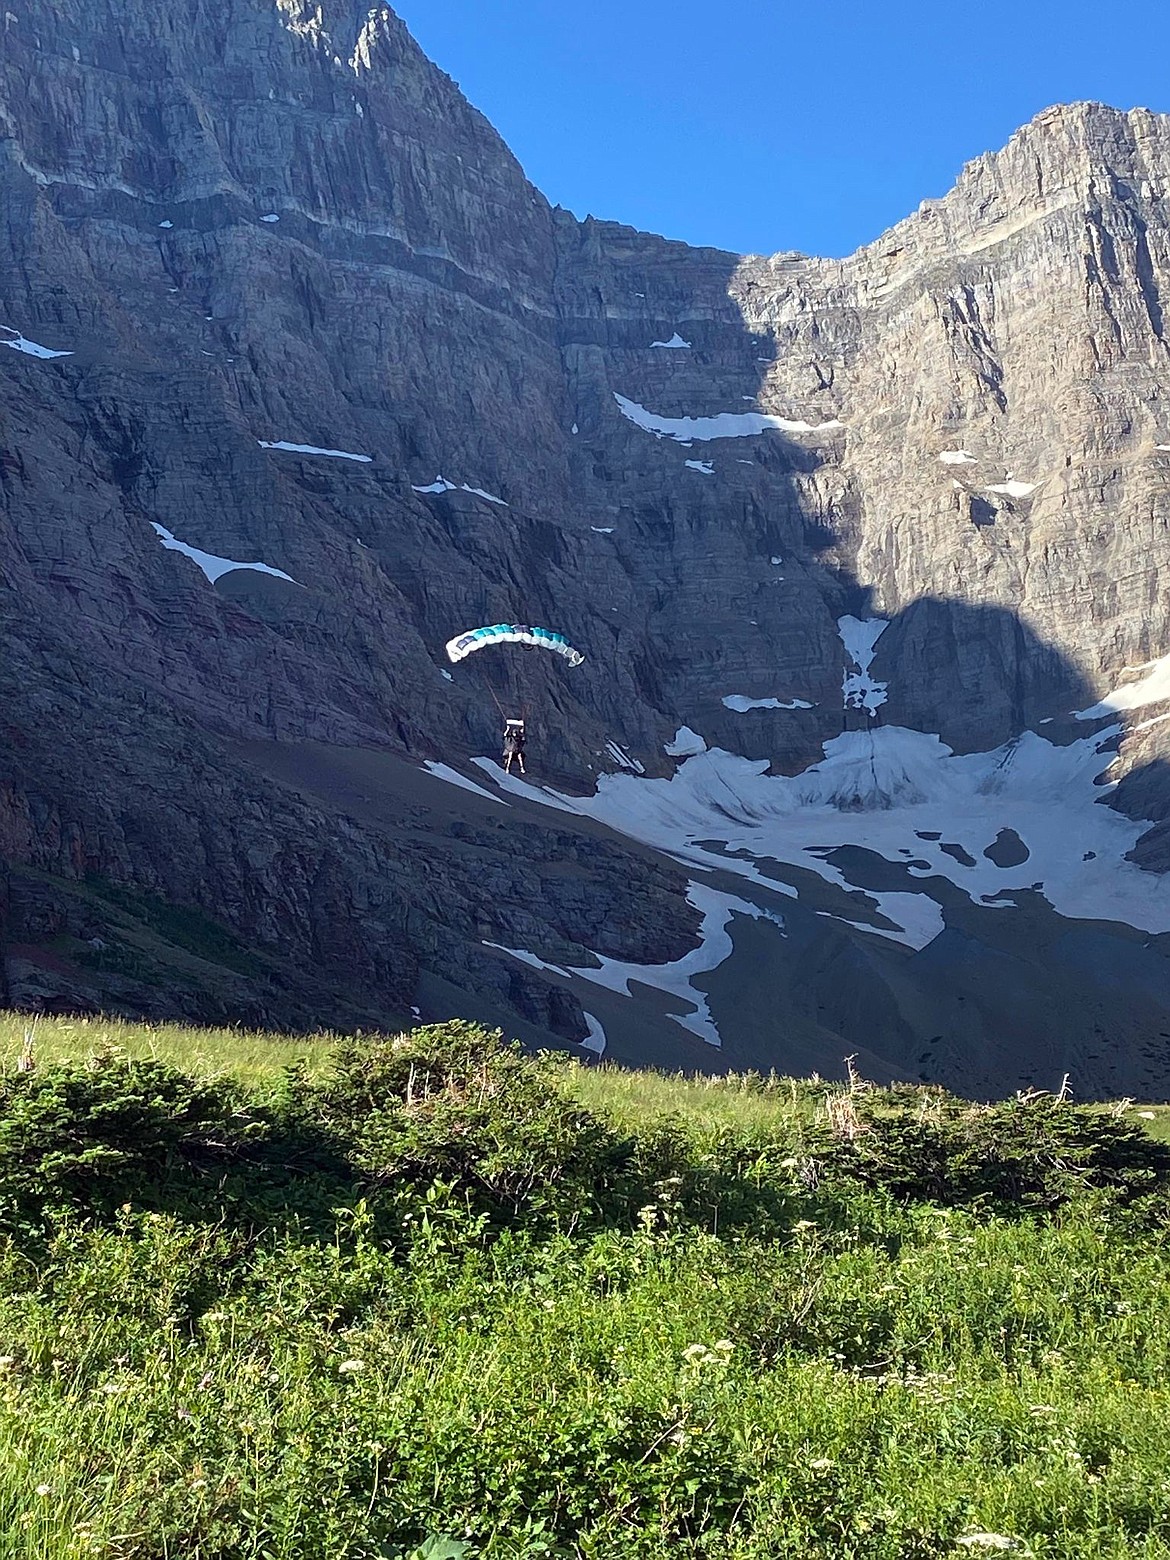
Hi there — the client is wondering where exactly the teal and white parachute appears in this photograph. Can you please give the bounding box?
[445,623,585,668]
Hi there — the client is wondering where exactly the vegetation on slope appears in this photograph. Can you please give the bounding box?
[1,1017,1169,1558]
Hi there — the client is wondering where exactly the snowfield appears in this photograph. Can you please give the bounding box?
[473,718,1168,970]
[446,612,1168,1048]
[549,726,1170,945]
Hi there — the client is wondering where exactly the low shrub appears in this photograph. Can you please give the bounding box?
[825,1094,1170,1216]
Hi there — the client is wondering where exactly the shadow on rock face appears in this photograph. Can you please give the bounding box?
[835,593,1098,757]
[1112,756,1170,872]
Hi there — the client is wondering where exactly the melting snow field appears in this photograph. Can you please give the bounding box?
[258,440,372,462]
[939,449,977,465]
[650,333,691,349]
[546,726,1170,949]
[412,475,507,505]
[685,459,715,475]
[1,326,73,359]
[464,698,1169,1048]
[151,524,297,585]
[614,393,843,442]
[485,884,783,1047]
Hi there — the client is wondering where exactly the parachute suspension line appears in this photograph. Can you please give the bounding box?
[482,673,507,722]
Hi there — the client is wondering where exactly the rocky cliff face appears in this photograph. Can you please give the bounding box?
[2,2,1169,1094]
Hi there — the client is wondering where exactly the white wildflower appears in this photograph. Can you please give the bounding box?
[956,1536,1016,1551]
[337,1359,365,1374]
[35,1483,52,1497]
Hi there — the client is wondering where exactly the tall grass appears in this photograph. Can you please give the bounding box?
[0,1018,1168,1557]
[0,1012,334,1087]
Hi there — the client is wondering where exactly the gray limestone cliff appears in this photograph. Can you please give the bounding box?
[2,2,1169,1093]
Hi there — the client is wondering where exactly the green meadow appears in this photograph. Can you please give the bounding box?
[2,1014,1169,1558]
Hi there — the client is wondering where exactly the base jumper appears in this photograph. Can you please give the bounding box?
[502,718,526,775]
[442,626,585,777]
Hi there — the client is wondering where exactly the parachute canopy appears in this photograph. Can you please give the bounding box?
[445,623,585,668]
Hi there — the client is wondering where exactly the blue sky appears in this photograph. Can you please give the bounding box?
[392,0,1170,258]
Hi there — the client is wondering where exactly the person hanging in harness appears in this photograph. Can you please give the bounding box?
[502,717,526,775]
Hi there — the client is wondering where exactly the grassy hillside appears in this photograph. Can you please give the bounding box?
[2,1015,1170,1558]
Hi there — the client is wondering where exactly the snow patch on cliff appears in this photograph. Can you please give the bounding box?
[986,479,1037,498]
[650,333,691,349]
[939,449,977,464]
[685,459,715,474]
[722,695,815,712]
[259,440,372,462]
[1076,650,1170,720]
[579,1013,607,1055]
[412,475,507,505]
[614,393,843,442]
[151,524,298,585]
[839,616,890,714]
[470,760,582,814]
[1,326,73,359]
[606,741,645,774]
[665,727,708,757]
[422,762,509,806]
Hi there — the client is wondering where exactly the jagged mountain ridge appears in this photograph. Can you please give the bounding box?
[2,1,1169,1093]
